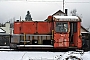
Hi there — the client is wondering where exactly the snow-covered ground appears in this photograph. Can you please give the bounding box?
[0,51,90,60]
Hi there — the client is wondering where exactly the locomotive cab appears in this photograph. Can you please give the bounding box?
[53,16,82,49]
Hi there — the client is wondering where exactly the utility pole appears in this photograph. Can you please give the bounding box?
[63,0,64,12]
[20,16,21,21]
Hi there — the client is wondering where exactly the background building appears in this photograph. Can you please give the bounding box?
[0,22,10,34]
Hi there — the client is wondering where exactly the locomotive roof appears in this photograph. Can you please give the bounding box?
[54,16,78,19]
[53,16,81,22]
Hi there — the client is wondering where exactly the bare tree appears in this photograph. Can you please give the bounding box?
[70,9,77,16]
[70,9,83,20]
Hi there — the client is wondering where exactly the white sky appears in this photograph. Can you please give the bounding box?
[0,0,90,27]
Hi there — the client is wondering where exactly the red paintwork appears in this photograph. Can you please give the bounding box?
[54,33,69,42]
[14,21,53,34]
[77,22,82,48]
[37,22,53,34]
[54,42,69,48]
[14,22,21,34]
[47,16,53,22]
[21,22,36,34]
[54,33,69,48]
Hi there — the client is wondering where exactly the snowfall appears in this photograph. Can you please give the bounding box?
[0,50,90,60]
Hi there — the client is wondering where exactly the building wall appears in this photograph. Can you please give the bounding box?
[1,22,10,34]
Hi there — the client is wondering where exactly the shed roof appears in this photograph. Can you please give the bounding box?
[81,26,89,32]
[0,28,6,33]
[52,10,66,16]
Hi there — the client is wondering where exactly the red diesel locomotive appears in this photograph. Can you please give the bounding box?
[10,16,82,50]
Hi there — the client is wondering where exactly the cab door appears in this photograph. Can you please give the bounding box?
[54,22,69,48]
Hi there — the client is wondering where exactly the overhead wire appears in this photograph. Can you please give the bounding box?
[66,2,90,3]
[0,0,90,3]
[27,1,90,3]
[26,0,90,3]
[26,0,63,2]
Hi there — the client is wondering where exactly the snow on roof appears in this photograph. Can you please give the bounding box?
[0,28,5,33]
[81,32,90,34]
[53,16,78,19]
[53,16,81,21]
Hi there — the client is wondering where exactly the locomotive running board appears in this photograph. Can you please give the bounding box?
[17,45,53,47]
